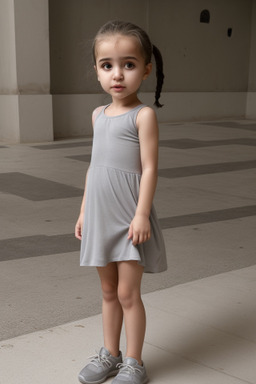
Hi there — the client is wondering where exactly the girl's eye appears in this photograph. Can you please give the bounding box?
[102,63,112,70]
[125,62,135,69]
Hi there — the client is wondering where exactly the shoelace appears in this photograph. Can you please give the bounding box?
[117,362,141,375]
[87,352,112,368]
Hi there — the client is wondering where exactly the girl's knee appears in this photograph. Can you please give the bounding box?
[101,281,118,302]
[117,285,141,309]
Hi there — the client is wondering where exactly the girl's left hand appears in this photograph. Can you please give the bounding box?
[128,214,151,245]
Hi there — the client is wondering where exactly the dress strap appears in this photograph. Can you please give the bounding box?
[131,104,147,127]
[92,105,106,125]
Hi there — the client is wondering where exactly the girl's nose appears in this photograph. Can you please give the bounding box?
[113,67,123,80]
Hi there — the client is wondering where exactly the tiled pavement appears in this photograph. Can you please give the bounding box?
[0,118,256,383]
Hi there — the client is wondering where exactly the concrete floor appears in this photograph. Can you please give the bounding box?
[0,118,256,383]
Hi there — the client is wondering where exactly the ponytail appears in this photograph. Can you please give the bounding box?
[152,45,164,108]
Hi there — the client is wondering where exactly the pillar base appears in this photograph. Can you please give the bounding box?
[0,94,53,143]
[246,92,256,119]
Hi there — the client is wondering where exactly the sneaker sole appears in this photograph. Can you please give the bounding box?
[113,374,149,384]
[78,368,119,384]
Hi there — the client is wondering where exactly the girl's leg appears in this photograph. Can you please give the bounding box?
[97,263,123,357]
[117,261,145,364]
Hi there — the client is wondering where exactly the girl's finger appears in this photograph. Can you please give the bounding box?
[138,234,144,244]
[132,232,139,245]
[75,232,81,240]
[128,224,133,239]
[75,224,82,240]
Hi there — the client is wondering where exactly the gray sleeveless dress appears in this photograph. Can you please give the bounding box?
[80,104,167,273]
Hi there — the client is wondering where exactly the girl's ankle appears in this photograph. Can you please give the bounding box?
[106,347,120,358]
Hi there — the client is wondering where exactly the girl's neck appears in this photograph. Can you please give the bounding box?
[108,96,142,116]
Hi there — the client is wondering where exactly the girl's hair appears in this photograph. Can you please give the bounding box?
[92,20,164,108]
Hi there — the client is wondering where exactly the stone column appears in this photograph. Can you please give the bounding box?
[0,0,53,143]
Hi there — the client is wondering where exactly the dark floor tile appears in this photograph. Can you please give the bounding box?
[202,122,256,132]
[32,141,92,150]
[159,138,256,149]
[158,160,256,178]
[66,154,91,162]
[0,172,83,201]
[0,234,79,262]
[159,205,256,229]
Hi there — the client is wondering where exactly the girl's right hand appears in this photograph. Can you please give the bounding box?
[75,212,84,240]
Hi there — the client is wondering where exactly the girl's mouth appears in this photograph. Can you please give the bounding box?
[112,85,125,92]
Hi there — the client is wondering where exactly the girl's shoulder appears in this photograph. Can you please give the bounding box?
[136,106,157,130]
[92,105,105,126]
[137,105,156,117]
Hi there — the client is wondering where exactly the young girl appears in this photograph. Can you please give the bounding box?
[75,20,167,384]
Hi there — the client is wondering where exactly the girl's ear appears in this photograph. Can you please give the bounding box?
[143,63,152,80]
[94,65,100,81]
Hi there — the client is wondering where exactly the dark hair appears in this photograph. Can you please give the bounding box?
[92,20,164,108]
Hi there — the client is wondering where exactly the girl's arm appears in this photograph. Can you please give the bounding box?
[75,106,103,240]
[75,168,89,240]
[128,107,159,245]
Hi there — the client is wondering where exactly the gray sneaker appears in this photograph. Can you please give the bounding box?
[112,357,149,384]
[78,347,122,384]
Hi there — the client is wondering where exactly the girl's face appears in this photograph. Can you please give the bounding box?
[94,35,152,104]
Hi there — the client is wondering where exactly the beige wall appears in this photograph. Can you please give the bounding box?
[247,0,256,118]
[248,0,256,91]
[149,0,251,92]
